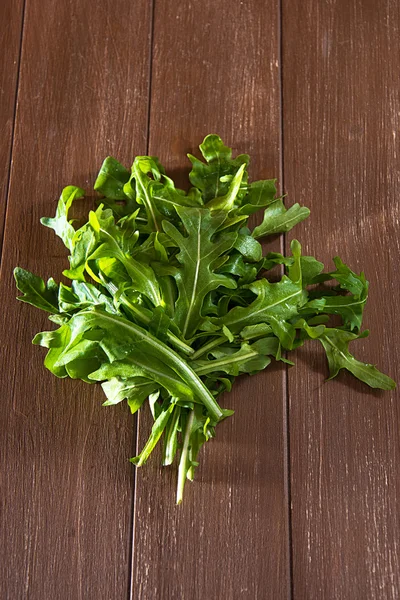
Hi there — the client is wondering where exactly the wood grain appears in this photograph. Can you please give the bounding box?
[0,0,25,254]
[3,0,399,597]
[131,1,289,599]
[0,0,152,597]
[282,1,400,598]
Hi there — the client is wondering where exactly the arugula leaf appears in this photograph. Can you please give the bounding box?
[318,329,396,390]
[305,294,367,332]
[216,275,306,334]
[163,207,237,339]
[151,175,203,220]
[188,134,249,202]
[63,224,98,281]
[240,323,273,340]
[85,209,163,307]
[302,257,368,331]
[262,252,324,286]
[94,157,138,217]
[252,200,310,239]
[233,229,263,262]
[130,156,164,232]
[101,377,156,413]
[58,280,117,315]
[193,342,272,377]
[323,256,367,296]
[162,404,181,465]
[41,186,85,251]
[94,156,130,200]
[236,179,278,216]
[14,268,59,313]
[89,354,194,401]
[15,133,395,504]
[206,163,247,212]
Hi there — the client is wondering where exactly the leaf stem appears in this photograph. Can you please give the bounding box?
[162,404,181,466]
[194,349,259,375]
[190,335,227,360]
[176,409,194,504]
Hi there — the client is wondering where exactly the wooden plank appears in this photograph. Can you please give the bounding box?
[282,1,400,598]
[0,0,152,597]
[131,1,289,599]
[0,0,24,253]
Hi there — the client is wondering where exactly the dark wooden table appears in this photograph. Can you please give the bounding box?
[1,1,399,598]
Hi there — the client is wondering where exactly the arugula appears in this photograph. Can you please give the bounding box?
[14,134,396,504]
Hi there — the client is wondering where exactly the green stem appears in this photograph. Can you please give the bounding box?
[194,349,258,376]
[176,409,194,504]
[131,404,174,466]
[191,335,227,360]
[162,404,181,466]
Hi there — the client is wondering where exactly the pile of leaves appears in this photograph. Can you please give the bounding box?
[15,134,395,503]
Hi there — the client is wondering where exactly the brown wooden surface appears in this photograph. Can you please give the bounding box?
[0,0,25,251]
[283,1,400,598]
[1,0,399,598]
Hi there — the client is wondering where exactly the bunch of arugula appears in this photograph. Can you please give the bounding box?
[14,134,396,503]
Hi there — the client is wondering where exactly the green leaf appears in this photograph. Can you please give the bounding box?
[237,179,278,216]
[216,276,306,334]
[193,340,273,377]
[252,201,310,239]
[148,306,171,342]
[222,325,234,343]
[206,163,246,212]
[306,294,367,332]
[300,256,325,285]
[63,342,106,381]
[58,281,116,314]
[268,316,296,350]
[188,134,249,202]
[162,207,237,339]
[151,175,203,220]
[216,253,259,286]
[305,258,369,330]
[94,156,130,200]
[297,317,325,336]
[41,186,85,251]
[233,229,263,262]
[101,377,156,413]
[32,323,72,378]
[239,323,273,340]
[327,256,367,296]
[130,156,164,231]
[14,267,59,313]
[85,209,163,307]
[318,328,396,390]
[89,353,194,401]
[262,252,324,286]
[63,224,98,281]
